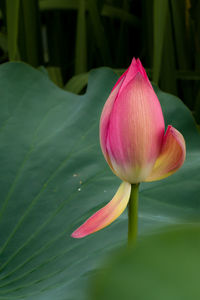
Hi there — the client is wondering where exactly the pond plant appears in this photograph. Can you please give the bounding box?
[72,58,186,243]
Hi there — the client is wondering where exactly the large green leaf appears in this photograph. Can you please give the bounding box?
[0,62,200,300]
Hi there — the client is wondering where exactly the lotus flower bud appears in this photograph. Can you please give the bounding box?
[71,58,186,238]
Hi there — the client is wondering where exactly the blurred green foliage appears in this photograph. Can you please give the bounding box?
[0,0,200,120]
[92,226,200,300]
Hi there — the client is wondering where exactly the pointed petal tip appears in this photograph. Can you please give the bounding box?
[71,182,131,239]
[71,230,86,239]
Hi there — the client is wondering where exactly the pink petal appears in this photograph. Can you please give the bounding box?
[120,58,151,92]
[112,58,150,94]
[106,73,165,183]
[145,126,186,182]
[100,75,124,172]
[71,181,131,238]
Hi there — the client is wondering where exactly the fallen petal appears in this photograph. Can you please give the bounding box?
[71,181,131,238]
[145,125,186,182]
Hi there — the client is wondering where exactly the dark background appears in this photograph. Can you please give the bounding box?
[0,0,199,120]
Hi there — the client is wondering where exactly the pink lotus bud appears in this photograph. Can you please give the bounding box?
[100,58,185,183]
[71,58,186,239]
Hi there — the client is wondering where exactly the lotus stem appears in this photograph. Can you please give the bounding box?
[128,183,139,245]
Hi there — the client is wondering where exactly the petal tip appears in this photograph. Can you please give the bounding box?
[71,230,86,239]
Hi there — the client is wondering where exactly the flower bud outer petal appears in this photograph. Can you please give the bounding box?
[106,73,165,183]
[145,126,186,182]
[100,76,124,171]
[111,58,150,94]
[100,58,153,176]
[71,181,131,238]
[120,58,151,91]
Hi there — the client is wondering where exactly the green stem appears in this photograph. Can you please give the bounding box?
[128,183,139,245]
